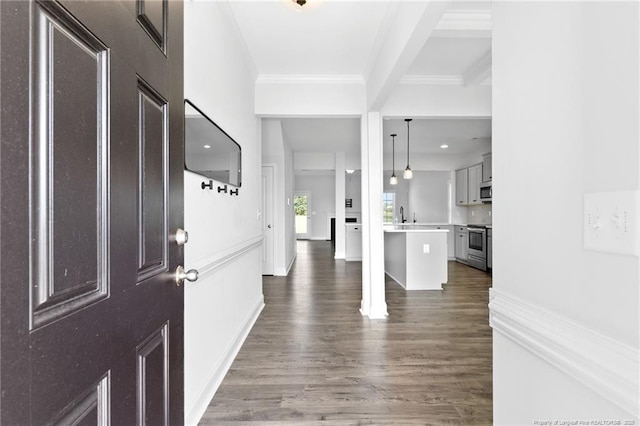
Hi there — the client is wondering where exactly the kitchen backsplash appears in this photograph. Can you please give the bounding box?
[467,204,492,224]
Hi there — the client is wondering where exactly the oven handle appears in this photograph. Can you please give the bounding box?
[467,228,486,233]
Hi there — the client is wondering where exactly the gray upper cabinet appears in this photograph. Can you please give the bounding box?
[467,163,483,205]
[482,153,492,182]
[456,164,483,206]
[455,168,468,206]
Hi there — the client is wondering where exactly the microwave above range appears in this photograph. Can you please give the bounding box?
[480,181,492,203]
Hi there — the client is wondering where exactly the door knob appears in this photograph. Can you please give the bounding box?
[173,228,189,246]
[175,265,198,286]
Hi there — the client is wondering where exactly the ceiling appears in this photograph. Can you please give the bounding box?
[229,1,392,75]
[383,118,491,155]
[280,117,491,156]
[227,0,492,160]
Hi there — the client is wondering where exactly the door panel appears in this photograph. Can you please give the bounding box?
[137,79,169,282]
[31,0,110,330]
[0,0,184,424]
[50,374,110,425]
[136,323,169,426]
[137,0,167,53]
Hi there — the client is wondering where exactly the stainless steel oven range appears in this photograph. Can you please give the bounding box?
[467,225,487,271]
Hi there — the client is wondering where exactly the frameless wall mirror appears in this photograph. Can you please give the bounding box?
[184,99,242,187]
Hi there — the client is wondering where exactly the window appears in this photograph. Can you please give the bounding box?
[382,192,395,223]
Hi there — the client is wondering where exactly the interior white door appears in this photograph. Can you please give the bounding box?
[261,166,275,275]
[294,191,311,240]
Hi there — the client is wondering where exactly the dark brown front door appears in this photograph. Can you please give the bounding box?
[0,0,184,424]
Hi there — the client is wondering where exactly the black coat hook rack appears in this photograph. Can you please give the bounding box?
[217,185,228,193]
[201,180,213,190]
[230,188,239,196]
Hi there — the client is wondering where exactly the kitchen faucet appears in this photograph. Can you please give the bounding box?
[400,206,406,223]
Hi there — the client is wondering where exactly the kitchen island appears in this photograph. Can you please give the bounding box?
[384,225,449,290]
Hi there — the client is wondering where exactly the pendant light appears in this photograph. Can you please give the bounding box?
[390,133,398,185]
[403,118,413,179]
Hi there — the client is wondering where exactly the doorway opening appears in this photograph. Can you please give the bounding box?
[294,192,310,239]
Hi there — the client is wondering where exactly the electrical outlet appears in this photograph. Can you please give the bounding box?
[584,191,639,256]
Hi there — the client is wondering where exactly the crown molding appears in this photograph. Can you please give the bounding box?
[433,9,492,38]
[490,288,639,418]
[436,9,492,31]
[399,75,464,86]
[256,74,366,85]
[463,49,492,86]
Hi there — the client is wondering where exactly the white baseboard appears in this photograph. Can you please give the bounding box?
[286,253,296,274]
[185,296,265,426]
[489,288,639,418]
[385,272,406,289]
[274,253,297,276]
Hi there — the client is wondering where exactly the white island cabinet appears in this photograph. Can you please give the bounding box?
[384,226,449,290]
[345,223,362,261]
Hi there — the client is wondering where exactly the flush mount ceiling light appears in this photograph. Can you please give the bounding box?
[203,144,211,149]
[390,133,398,185]
[403,119,413,180]
[440,144,448,149]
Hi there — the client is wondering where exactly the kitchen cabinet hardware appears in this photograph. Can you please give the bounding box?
[230,188,239,196]
[201,180,213,190]
[218,185,228,193]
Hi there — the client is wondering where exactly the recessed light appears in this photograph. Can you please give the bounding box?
[203,144,211,149]
[440,144,449,149]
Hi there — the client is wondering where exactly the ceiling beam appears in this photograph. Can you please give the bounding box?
[431,9,492,39]
[463,49,492,87]
[366,1,452,111]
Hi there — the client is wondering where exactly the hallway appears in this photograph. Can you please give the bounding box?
[201,241,492,424]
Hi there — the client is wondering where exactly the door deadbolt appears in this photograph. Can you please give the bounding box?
[174,228,189,246]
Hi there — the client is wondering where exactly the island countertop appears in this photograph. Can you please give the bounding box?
[384,225,450,233]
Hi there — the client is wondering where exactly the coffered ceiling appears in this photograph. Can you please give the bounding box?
[226,0,492,159]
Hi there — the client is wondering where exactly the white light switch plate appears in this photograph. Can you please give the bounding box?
[584,190,639,256]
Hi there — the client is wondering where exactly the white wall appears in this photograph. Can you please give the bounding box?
[262,119,297,275]
[382,84,492,118]
[255,79,365,116]
[294,152,336,170]
[383,151,488,172]
[284,138,296,268]
[183,2,263,424]
[407,171,451,223]
[295,175,335,240]
[492,1,639,422]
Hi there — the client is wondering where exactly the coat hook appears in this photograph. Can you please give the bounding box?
[230,188,239,196]
[201,180,213,190]
[217,185,228,193]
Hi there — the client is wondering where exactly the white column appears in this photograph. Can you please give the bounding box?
[360,112,388,319]
[334,152,346,259]
[359,115,371,316]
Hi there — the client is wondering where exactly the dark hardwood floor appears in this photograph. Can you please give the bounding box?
[200,240,492,425]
